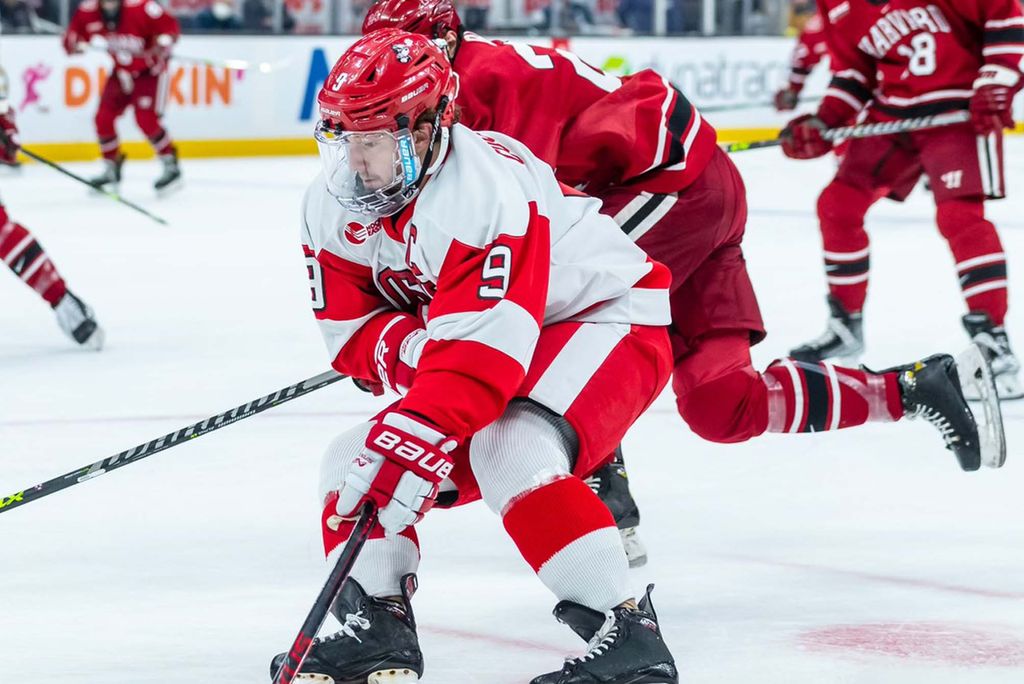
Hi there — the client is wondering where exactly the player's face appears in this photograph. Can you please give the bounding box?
[100,0,120,16]
[346,132,398,191]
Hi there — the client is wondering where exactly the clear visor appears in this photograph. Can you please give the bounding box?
[315,122,421,219]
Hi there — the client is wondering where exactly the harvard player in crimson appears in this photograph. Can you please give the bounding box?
[781,0,1024,399]
[62,0,182,193]
[272,30,680,684]
[0,104,104,349]
[363,0,1002,499]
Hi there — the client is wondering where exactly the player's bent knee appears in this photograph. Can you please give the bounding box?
[318,421,373,503]
[817,180,871,226]
[470,400,575,515]
[677,368,767,443]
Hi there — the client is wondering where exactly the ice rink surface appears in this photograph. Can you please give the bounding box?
[2,137,1024,683]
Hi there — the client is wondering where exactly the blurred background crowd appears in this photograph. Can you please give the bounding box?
[1,0,817,38]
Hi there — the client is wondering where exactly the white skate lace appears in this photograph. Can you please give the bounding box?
[584,474,601,495]
[568,612,620,666]
[806,318,859,351]
[910,405,957,447]
[318,611,372,645]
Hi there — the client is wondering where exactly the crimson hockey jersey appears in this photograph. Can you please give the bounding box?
[302,126,671,440]
[817,0,1024,124]
[64,0,179,76]
[451,33,718,195]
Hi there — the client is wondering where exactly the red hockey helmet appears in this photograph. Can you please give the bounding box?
[317,28,457,133]
[315,30,458,218]
[362,0,461,38]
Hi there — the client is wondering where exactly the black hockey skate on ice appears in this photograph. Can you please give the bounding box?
[54,290,104,350]
[154,148,182,195]
[790,295,864,363]
[89,154,123,192]
[269,575,422,684]
[882,351,1005,471]
[531,585,678,684]
[962,312,1024,400]
[585,448,647,568]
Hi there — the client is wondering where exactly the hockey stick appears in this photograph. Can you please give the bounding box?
[698,94,823,114]
[0,129,168,226]
[82,42,287,74]
[273,502,378,684]
[721,110,973,153]
[0,369,345,515]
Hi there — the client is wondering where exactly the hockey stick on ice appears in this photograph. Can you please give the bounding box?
[0,369,345,515]
[0,129,168,226]
[273,502,378,684]
[721,110,973,153]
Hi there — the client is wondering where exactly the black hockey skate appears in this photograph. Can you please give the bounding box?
[884,352,1005,471]
[154,148,182,194]
[532,585,678,684]
[54,290,104,350]
[962,312,1023,400]
[269,575,422,684]
[90,154,123,192]
[790,295,864,363]
[585,447,646,568]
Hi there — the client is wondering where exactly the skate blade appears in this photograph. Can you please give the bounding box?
[83,326,105,352]
[368,668,420,683]
[155,177,183,198]
[957,344,1007,468]
[620,527,648,568]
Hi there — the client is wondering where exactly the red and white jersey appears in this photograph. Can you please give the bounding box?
[787,11,830,90]
[817,0,1024,124]
[451,33,718,195]
[302,125,671,439]
[64,0,180,76]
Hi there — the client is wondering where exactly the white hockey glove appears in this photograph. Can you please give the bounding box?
[334,410,457,535]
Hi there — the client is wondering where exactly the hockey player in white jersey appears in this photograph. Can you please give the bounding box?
[270,29,679,684]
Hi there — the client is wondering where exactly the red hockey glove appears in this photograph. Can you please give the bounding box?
[970,64,1021,135]
[0,109,20,166]
[780,113,833,159]
[773,86,800,112]
[352,377,386,397]
[61,30,85,55]
[373,314,427,396]
[334,410,457,535]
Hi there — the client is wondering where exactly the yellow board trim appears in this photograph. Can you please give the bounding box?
[16,124,1024,163]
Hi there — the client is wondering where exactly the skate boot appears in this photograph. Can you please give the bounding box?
[154,148,182,194]
[90,154,123,192]
[532,585,678,684]
[269,574,423,683]
[585,448,647,568]
[962,312,1023,400]
[884,352,1005,471]
[790,295,864,363]
[54,290,104,350]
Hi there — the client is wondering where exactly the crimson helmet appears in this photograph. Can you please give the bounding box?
[362,0,461,38]
[315,30,458,218]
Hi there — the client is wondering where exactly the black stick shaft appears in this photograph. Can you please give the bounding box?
[17,146,169,226]
[273,504,378,684]
[0,369,344,515]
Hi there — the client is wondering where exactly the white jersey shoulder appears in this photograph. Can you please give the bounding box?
[301,171,374,267]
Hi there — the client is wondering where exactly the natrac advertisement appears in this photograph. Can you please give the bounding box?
[2,35,847,149]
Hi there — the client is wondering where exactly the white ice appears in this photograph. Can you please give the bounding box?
[2,138,1024,684]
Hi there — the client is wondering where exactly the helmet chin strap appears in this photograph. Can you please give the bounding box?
[414,97,451,187]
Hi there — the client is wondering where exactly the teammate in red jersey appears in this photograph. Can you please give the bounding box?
[0,107,104,349]
[775,9,829,111]
[62,0,182,193]
[271,30,679,684]
[361,0,1004,497]
[781,0,1024,399]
